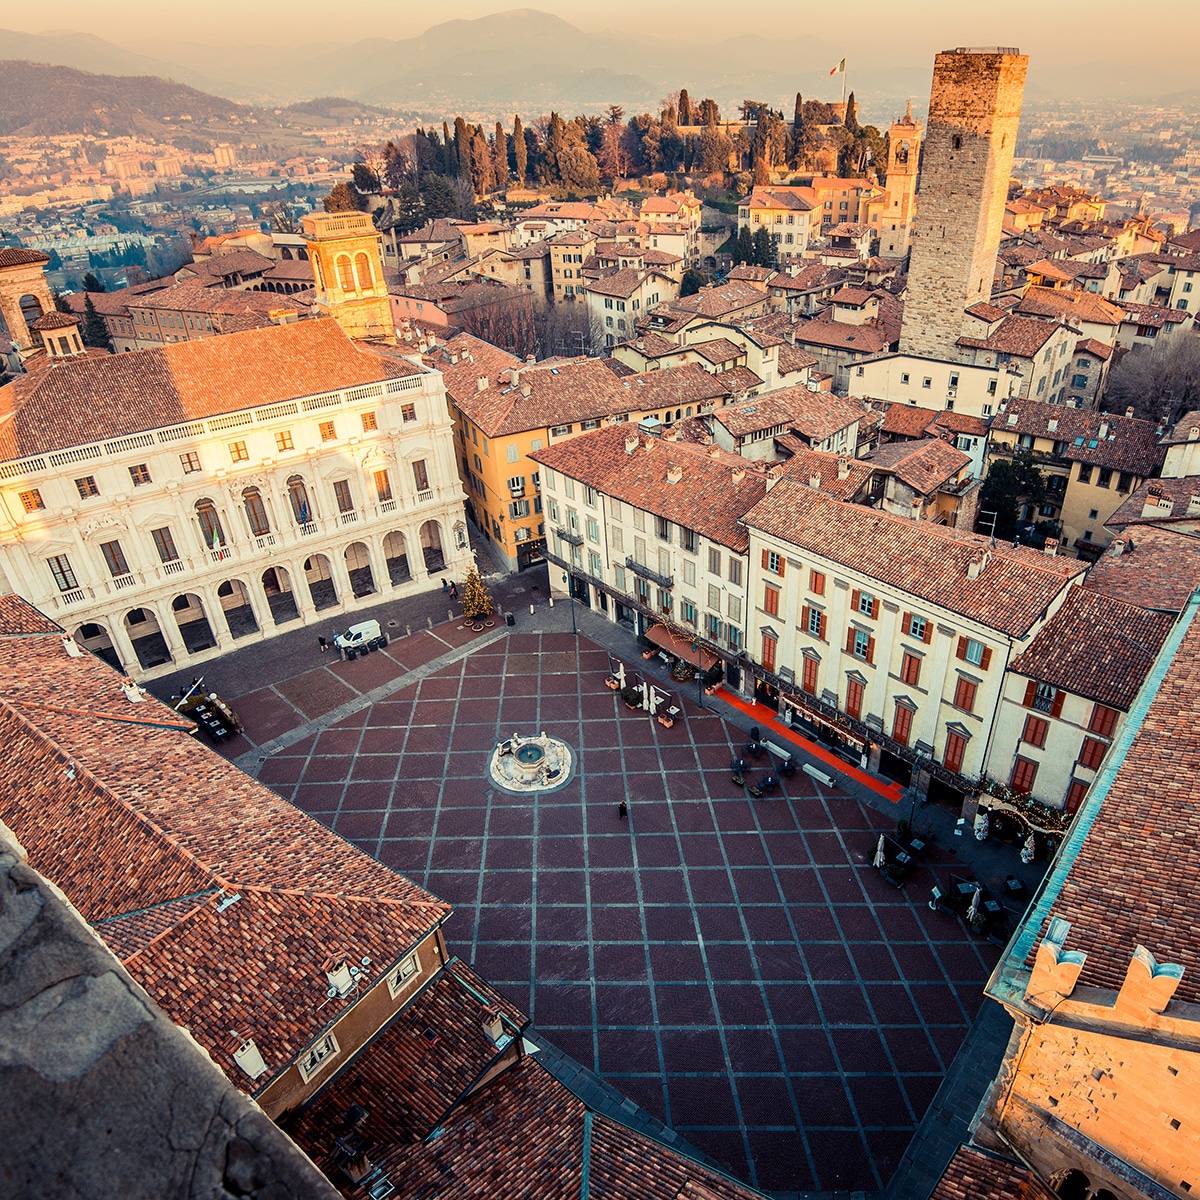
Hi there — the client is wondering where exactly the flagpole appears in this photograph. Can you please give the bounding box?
[842,57,847,109]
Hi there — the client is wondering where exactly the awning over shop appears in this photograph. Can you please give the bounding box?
[646,624,718,671]
[781,693,866,749]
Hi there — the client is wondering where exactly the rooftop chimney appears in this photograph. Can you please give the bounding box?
[809,472,822,489]
[765,466,782,492]
[1126,406,1135,418]
[231,1036,269,1080]
[966,549,991,580]
[1190,427,1200,442]
[483,1009,505,1043]
[837,457,850,481]
[732,467,746,483]
[1042,540,1057,556]
[625,435,640,455]
[666,465,683,484]
[477,376,488,392]
[1098,422,1109,438]
[521,383,531,397]
[324,955,354,998]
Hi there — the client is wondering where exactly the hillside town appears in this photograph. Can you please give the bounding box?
[1,38,1200,1200]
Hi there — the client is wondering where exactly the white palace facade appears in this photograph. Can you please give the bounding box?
[0,221,472,680]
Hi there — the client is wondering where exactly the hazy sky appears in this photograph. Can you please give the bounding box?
[15,0,1200,73]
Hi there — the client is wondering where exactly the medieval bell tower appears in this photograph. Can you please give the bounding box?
[0,248,55,361]
[881,102,922,260]
[302,212,395,343]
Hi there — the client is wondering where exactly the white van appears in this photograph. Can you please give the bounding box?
[333,619,389,659]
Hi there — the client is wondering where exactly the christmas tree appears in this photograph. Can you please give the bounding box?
[461,566,494,620]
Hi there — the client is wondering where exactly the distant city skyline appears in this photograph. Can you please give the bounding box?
[9,1,1200,80]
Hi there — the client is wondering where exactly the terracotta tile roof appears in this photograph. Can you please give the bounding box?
[1161,410,1200,445]
[665,282,765,319]
[744,482,1085,636]
[711,390,845,441]
[777,441,872,498]
[778,343,818,374]
[0,247,50,268]
[747,187,815,212]
[881,404,939,438]
[585,267,652,299]
[830,286,875,306]
[957,314,1062,358]
[619,331,683,360]
[867,437,971,494]
[716,365,763,392]
[1083,526,1200,614]
[930,1146,1055,1200]
[430,332,522,410]
[1014,286,1122,326]
[264,258,316,282]
[792,319,892,354]
[991,400,1164,475]
[509,241,551,260]
[184,250,275,279]
[285,961,527,1167]
[727,265,776,283]
[691,337,744,365]
[1009,586,1174,709]
[129,279,306,316]
[0,596,449,1089]
[1027,608,1200,1003]
[398,219,469,244]
[933,410,990,437]
[0,319,415,463]
[1116,300,1192,328]
[453,357,726,438]
[531,425,768,551]
[1106,477,1200,530]
[31,311,80,331]
[1074,336,1111,359]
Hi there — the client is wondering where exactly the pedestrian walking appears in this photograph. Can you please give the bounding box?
[441,578,449,592]
[618,801,628,819]
[318,636,328,654]
[449,581,458,599]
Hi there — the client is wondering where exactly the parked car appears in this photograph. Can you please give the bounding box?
[334,620,389,660]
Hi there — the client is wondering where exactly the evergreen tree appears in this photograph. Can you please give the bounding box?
[453,117,471,177]
[752,225,775,268]
[323,182,359,212]
[697,98,720,126]
[793,92,803,130]
[735,224,755,264]
[513,115,527,184]
[81,271,104,293]
[442,122,453,172]
[678,88,692,126]
[351,161,380,194]
[844,92,859,135]
[421,174,458,219]
[460,566,495,620]
[493,121,509,185]
[82,295,114,352]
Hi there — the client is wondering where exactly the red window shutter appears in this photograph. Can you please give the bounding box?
[811,570,825,596]
[846,678,863,719]
[1050,689,1065,719]
[955,678,977,712]
[1089,704,1118,737]
[1011,756,1038,794]
[765,586,779,617]
[1079,737,1106,770]
[846,627,856,654]
[762,634,777,672]
[778,556,786,578]
[1022,715,1048,748]
[1065,779,1087,813]
[801,604,811,631]
[866,636,875,664]
[802,656,818,695]
[870,597,880,619]
[893,705,912,746]
[956,636,968,660]
[818,613,827,640]
[1023,679,1037,708]
[980,647,992,671]
[902,612,912,636]
[761,548,769,569]
[922,620,933,645]
[944,731,967,774]
[851,588,861,613]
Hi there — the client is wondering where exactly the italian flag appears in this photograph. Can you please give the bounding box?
[830,58,845,75]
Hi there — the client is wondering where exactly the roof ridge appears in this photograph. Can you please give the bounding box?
[14,697,197,732]
[237,882,451,912]
[93,887,221,926]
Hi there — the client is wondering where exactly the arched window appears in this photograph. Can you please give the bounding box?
[242,486,270,536]
[195,498,225,548]
[354,252,374,290]
[18,293,43,334]
[336,254,355,292]
[1056,1171,1091,1200]
[287,475,312,525]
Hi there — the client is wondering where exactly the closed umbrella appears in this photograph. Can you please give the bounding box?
[873,834,887,870]
[967,885,982,924]
[615,661,627,690]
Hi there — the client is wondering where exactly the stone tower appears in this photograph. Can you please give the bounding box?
[0,248,54,361]
[302,212,395,343]
[881,101,922,259]
[900,48,1028,359]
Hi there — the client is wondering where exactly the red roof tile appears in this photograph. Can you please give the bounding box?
[930,1146,1056,1200]
[1082,526,1200,614]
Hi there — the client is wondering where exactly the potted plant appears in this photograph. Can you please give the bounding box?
[621,686,643,709]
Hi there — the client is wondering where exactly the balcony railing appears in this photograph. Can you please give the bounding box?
[626,556,674,589]
[110,572,138,591]
[416,489,434,503]
[159,559,186,577]
[339,510,359,526]
[556,527,584,547]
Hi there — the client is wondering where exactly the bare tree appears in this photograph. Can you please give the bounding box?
[1103,336,1200,425]
[535,301,605,359]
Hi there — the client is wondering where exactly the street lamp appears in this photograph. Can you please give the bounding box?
[561,572,577,635]
[691,639,704,710]
[907,751,927,830]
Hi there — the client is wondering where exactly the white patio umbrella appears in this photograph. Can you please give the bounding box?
[967,885,982,924]
[645,685,662,716]
[873,834,887,869]
[615,661,627,690]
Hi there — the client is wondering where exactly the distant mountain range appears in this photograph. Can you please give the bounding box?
[1,11,1193,124]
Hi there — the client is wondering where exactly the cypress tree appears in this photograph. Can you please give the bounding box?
[678,88,692,126]
[845,92,859,135]
[442,122,452,172]
[493,121,509,184]
[81,271,104,293]
[736,224,754,264]
[513,115,527,184]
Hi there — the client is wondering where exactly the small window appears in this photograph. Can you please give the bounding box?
[361,411,378,432]
[387,952,419,998]
[764,584,780,617]
[901,652,921,686]
[19,489,44,513]
[412,460,430,492]
[401,403,417,422]
[275,430,294,452]
[728,558,742,587]
[766,551,784,576]
[374,470,393,502]
[900,373,910,384]
[47,553,78,593]
[297,1033,340,1083]
[810,570,825,596]
[1022,715,1049,748]
[1011,756,1038,795]
[1079,737,1107,771]
[506,444,520,463]
[99,539,130,578]
[845,677,865,719]
[943,730,968,775]
[954,677,977,713]
[75,476,100,499]
[333,479,354,513]
[129,463,151,486]
[1089,703,1119,738]
[319,420,337,442]
[853,629,871,660]
[857,591,875,616]
[229,441,249,463]
[709,548,722,575]
[180,452,201,474]
[893,704,913,747]
[963,638,986,666]
[151,527,179,564]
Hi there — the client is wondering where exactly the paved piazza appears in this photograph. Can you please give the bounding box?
[245,629,1000,1194]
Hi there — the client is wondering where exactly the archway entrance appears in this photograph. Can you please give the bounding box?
[344,542,376,597]
[217,578,259,638]
[304,554,338,610]
[384,531,410,585]
[420,520,444,572]
[124,607,172,669]
[73,621,121,672]
[172,593,217,653]
[262,566,300,624]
